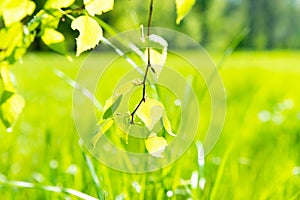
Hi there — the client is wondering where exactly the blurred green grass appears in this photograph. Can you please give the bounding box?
[0,51,300,199]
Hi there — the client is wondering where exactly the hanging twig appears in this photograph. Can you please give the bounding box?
[130,0,154,124]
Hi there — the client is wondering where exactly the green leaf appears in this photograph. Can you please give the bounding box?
[0,93,25,128]
[145,132,168,157]
[175,0,196,24]
[84,0,114,16]
[101,81,137,119]
[71,15,103,56]
[2,0,35,26]
[44,0,75,9]
[92,118,114,147]
[102,95,122,119]
[136,98,164,131]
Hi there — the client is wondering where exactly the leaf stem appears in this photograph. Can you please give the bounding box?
[130,0,154,124]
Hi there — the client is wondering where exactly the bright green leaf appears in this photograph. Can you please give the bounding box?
[44,0,75,9]
[92,118,114,147]
[136,98,164,131]
[175,0,196,24]
[71,15,103,56]
[0,93,25,128]
[2,0,36,26]
[84,0,114,16]
[145,133,168,157]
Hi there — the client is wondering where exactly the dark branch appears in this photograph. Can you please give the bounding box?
[130,0,154,124]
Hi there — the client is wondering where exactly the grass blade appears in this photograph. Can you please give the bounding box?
[209,142,234,200]
[80,141,105,200]
[0,179,98,200]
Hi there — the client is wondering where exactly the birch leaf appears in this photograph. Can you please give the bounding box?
[101,95,122,119]
[175,0,196,24]
[0,93,25,128]
[2,0,35,26]
[0,65,15,92]
[136,98,164,131]
[162,111,176,136]
[44,0,75,9]
[92,118,114,147]
[145,133,168,157]
[41,28,67,55]
[71,16,103,56]
[84,0,114,16]
[115,81,134,96]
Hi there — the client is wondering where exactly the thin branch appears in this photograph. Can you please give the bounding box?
[130,0,154,124]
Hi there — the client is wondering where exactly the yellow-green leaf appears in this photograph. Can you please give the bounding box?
[175,0,196,24]
[145,133,168,157]
[0,22,23,62]
[115,125,129,144]
[41,28,65,45]
[162,111,176,136]
[41,28,68,55]
[92,118,114,147]
[0,64,15,92]
[44,0,75,9]
[84,0,114,16]
[35,9,63,29]
[71,15,103,56]
[115,81,134,96]
[136,98,164,131]
[0,93,25,128]
[2,0,35,26]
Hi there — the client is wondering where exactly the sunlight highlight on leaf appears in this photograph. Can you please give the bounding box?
[84,0,114,16]
[175,0,196,24]
[145,133,168,157]
[71,16,103,56]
